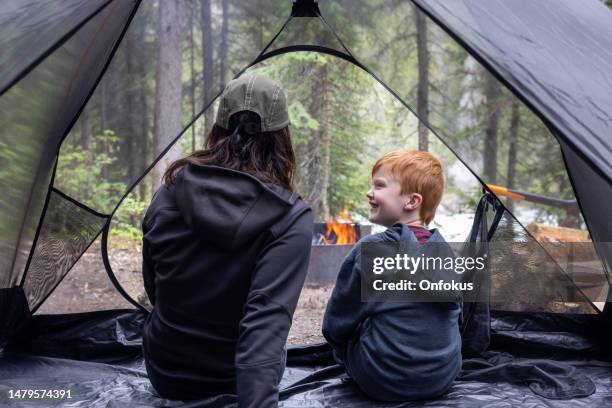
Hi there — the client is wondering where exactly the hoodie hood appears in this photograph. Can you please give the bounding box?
[174,163,298,250]
[378,223,442,243]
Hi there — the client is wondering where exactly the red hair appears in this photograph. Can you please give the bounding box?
[372,149,445,225]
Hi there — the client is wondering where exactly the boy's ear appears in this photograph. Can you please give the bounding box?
[404,193,423,211]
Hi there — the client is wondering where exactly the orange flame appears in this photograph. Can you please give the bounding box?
[323,202,358,244]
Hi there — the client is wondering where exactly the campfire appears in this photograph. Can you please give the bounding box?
[312,203,366,245]
[307,203,372,286]
[319,203,358,245]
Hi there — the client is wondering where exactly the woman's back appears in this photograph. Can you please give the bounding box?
[142,162,313,401]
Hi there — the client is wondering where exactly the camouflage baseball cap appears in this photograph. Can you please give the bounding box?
[215,74,290,132]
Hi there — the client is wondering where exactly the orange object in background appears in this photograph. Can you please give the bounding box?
[323,202,358,245]
[487,184,526,201]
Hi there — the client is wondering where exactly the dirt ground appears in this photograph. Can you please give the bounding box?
[37,237,329,345]
[35,236,598,345]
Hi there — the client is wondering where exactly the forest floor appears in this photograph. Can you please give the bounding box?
[34,236,599,345]
[37,237,329,345]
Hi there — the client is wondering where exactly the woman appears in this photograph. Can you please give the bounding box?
[141,75,314,407]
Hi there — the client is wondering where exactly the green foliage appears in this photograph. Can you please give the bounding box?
[289,100,320,132]
[58,129,151,240]
[110,195,148,243]
[57,130,127,214]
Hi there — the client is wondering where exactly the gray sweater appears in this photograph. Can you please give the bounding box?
[322,223,462,401]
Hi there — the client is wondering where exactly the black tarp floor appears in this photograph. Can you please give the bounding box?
[1,309,612,407]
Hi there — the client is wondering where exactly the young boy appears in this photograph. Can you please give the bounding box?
[322,149,462,401]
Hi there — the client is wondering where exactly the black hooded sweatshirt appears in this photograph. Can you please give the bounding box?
[141,163,313,407]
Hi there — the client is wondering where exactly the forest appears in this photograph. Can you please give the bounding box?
[44,0,606,243]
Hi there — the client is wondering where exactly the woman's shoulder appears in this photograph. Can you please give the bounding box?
[143,184,178,228]
[266,195,313,243]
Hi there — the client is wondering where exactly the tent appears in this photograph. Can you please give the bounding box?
[1,0,611,406]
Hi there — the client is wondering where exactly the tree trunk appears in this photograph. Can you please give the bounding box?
[483,74,501,184]
[100,45,131,184]
[126,29,141,191]
[100,78,109,179]
[135,13,150,202]
[190,1,196,152]
[152,0,183,191]
[128,11,153,201]
[302,118,321,221]
[138,75,152,200]
[506,99,520,213]
[320,63,330,219]
[119,55,133,183]
[301,60,333,222]
[220,0,229,87]
[415,9,429,151]
[201,0,214,136]
[100,78,107,132]
[80,109,92,150]
[258,3,264,51]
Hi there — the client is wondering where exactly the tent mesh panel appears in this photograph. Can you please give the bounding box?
[24,191,107,311]
[489,210,597,314]
[0,0,110,94]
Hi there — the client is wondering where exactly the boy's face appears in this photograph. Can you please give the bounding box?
[366,168,421,228]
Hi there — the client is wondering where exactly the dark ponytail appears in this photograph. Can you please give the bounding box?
[227,111,261,159]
